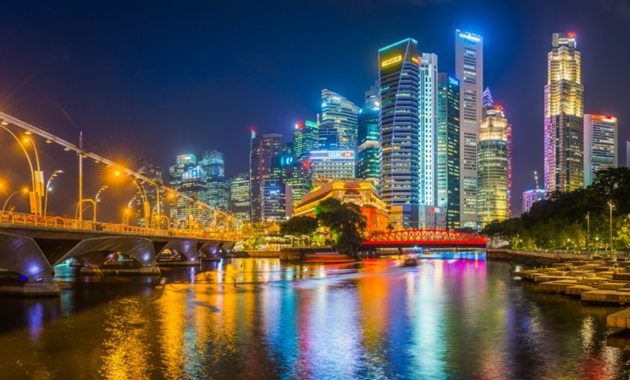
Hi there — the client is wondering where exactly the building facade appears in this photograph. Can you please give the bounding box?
[583,114,618,186]
[310,150,356,183]
[357,84,380,185]
[436,73,461,230]
[293,120,318,163]
[455,30,483,229]
[293,180,389,232]
[522,189,545,214]
[419,53,438,209]
[249,131,283,222]
[378,38,420,228]
[477,105,511,227]
[169,154,207,228]
[319,89,360,151]
[200,150,229,211]
[544,33,584,193]
[229,173,250,223]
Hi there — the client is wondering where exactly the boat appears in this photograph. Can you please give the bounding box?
[402,255,418,267]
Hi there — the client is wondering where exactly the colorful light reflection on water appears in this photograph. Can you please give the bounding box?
[0,258,630,379]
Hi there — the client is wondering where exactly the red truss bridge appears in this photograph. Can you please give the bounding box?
[361,229,487,250]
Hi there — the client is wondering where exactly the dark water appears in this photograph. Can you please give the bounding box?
[1,258,629,379]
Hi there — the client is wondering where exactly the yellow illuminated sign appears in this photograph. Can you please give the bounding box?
[381,55,402,68]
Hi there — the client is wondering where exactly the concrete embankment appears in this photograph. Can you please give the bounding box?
[489,249,588,266]
[511,257,630,308]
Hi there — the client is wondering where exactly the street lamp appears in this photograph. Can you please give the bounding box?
[608,201,615,260]
[2,187,29,216]
[44,169,64,217]
[22,136,44,215]
[0,125,37,213]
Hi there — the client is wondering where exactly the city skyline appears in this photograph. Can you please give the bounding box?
[0,1,628,219]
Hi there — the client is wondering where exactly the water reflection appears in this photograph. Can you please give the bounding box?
[1,258,630,379]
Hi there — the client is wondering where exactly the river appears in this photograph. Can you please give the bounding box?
[0,258,629,379]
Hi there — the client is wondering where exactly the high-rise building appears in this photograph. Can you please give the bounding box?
[522,189,545,214]
[477,105,511,228]
[378,38,420,228]
[482,87,493,108]
[319,90,360,151]
[310,150,356,183]
[249,131,283,222]
[229,173,250,223]
[262,178,288,222]
[136,159,165,228]
[627,137,630,168]
[584,114,618,186]
[419,53,438,209]
[169,154,207,228]
[357,84,380,185]
[293,120,318,163]
[544,33,584,193]
[455,30,483,229]
[200,150,229,210]
[437,73,461,230]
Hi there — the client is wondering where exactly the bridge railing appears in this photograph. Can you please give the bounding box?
[0,212,238,240]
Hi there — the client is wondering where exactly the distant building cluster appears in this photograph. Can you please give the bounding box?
[140,31,624,232]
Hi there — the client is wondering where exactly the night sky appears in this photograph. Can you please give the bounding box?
[0,0,629,219]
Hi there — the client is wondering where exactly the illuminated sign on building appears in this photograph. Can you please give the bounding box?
[381,55,402,68]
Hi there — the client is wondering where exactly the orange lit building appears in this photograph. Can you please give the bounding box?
[293,180,389,232]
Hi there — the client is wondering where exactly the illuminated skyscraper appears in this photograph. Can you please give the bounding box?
[200,150,229,210]
[169,154,207,228]
[627,137,630,168]
[544,33,584,193]
[419,53,438,209]
[230,173,250,223]
[583,114,618,186]
[437,73,461,230]
[319,89,360,151]
[293,120,318,163]
[455,29,483,229]
[378,38,420,228]
[477,105,511,227]
[357,84,380,185]
[249,131,283,222]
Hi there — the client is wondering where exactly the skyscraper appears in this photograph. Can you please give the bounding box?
[437,73,461,230]
[357,84,380,185]
[477,105,511,227]
[249,131,283,222]
[229,173,250,223]
[293,120,318,163]
[200,150,229,210]
[310,150,356,183]
[419,53,438,209]
[544,33,584,193]
[169,154,207,228]
[583,114,618,186]
[455,29,483,229]
[378,38,420,228]
[627,137,630,168]
[319,89,360,151]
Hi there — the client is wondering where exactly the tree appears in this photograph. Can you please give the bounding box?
[280,216,318,236]
[315,198,367,256]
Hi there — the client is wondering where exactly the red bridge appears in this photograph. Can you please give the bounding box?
[361,229,487,249]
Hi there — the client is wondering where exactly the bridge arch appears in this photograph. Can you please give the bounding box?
[0,231,54,282]
[54,237,157,268]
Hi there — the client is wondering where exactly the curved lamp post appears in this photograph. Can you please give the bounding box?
[43,169,64,217]
[2,187,29,215]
